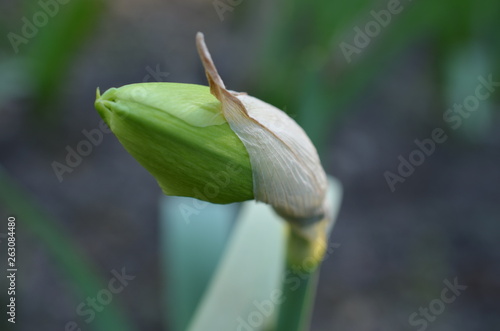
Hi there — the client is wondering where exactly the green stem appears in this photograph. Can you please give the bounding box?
[276,268,319,331]
[275,228,321,331]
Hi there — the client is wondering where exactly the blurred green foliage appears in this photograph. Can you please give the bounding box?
[1,0,104,123]
[255,0,500,150]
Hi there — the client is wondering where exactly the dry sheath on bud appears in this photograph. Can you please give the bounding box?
[196,33,327,221]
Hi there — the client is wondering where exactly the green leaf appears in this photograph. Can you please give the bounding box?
[160,196,237,331]
[187,200,287,331]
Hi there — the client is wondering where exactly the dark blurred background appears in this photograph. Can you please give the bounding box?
[0,0,499,330]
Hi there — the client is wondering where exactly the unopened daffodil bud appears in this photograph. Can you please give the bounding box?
[95,33,328,230]
[95,83,254,204]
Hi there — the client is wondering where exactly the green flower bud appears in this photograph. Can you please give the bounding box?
[94,83,254,204]
[95,32,329,237]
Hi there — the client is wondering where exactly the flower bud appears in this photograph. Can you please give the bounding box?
[94,83,254,204]
[95,33,328,228]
